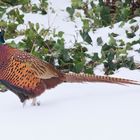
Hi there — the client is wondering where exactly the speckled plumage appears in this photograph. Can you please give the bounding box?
[0,44,139,104]
[0,45,64,103]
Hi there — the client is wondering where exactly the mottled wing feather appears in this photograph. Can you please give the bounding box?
[29,59,60,79]
[12,49,60,79]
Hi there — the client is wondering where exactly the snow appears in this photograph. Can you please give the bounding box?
[1,0,140,140]
[1,71,140,140]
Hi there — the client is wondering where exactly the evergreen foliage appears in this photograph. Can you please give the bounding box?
[0,0,139,76]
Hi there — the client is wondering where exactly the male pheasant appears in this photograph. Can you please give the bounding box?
[0,30,139,105]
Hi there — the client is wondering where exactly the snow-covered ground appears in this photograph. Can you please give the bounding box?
[1,0,140,140]
[1,70,140,140]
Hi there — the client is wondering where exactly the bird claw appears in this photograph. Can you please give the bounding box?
[31,101,40,106]
[22,99,40,107]
[22,100,27,108]
[31,98,40,106]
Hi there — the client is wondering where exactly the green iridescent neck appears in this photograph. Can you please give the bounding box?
[0,30,5,45]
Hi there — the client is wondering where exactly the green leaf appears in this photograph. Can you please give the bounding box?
[82,19,90,30]
[97,37,103,46]
[102,43,110,51]
[99,0,104,6]
[36,23,40,31]
[100,6,111,26]
[92,53,100,61]
[129,19,137,24]
[80,30,92,44]
[66,7,75,19]
[71,0,83,8]
[110,32,119,37]
[126,42,132,50]
[130,25,139,32]
[108,35,117,46]
[74,61,84,73]
[90,1,95,7]
[118,39,125,46]
[58,31,64,38]
[126,30,136,38]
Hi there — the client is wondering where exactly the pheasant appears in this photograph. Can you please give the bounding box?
[0,30,139,106]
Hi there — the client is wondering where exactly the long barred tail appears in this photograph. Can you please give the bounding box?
[64,73,140,85]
